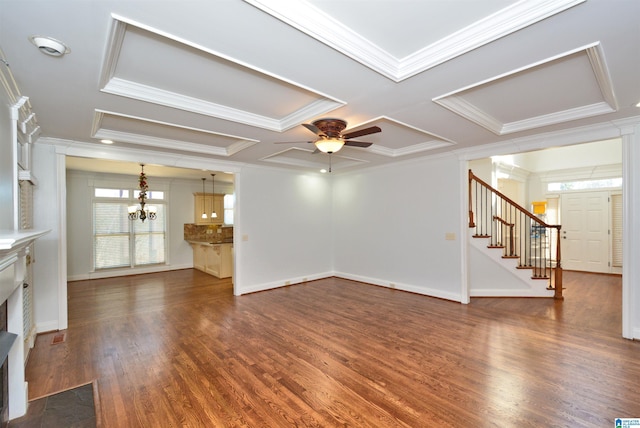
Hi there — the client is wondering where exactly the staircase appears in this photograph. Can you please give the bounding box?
[468,170,563,299]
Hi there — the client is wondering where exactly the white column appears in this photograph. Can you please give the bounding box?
[7,274,26,419]
[621,126,640,339]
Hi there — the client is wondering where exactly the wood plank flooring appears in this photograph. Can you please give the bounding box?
[23,270,640,427]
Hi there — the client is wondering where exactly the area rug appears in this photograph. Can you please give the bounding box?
[8,380,100,427]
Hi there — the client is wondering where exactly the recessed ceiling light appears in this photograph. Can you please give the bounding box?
[320,169,327,173]
[28,35,70,57]
[100,139,113,145]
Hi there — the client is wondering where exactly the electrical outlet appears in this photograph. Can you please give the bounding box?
[445,232,456,241]
[389,283,396,288]
[285,280,290,285]
[242,234,249,241]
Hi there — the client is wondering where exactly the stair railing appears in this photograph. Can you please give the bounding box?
[468,170,563,299]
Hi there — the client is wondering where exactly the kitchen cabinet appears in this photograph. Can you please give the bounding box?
[193,242,206,271]
[189,241,233,279]
[194,193,224,225]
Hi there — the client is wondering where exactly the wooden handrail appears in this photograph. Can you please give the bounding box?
[493,215,514,227]
[469,170,560,230]
[469,169,563,299]
[493,215,515,256]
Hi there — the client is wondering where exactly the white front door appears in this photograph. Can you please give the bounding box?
[561,191,609,273]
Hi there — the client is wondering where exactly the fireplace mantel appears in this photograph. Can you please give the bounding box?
[0,229,50,252]
[0,228,49,420]
[0,229,49,306]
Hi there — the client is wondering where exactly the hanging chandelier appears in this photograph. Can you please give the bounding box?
[128,164,157,222]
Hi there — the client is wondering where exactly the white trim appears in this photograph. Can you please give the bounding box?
[56,153,68,330]
[621,129,638,339]
[334,271,463,302]
[460,159,470,304]
[92,110,259,157]
[35,320,59,334]
[434,43,617,135]
[37,137,245,174]
[100,16,346,131]
[244,0,585,82]
[369,141,455,157]
[102,78,343,132]
[67,263,193,282]
[455,117,640,161]
[235,272,332,296]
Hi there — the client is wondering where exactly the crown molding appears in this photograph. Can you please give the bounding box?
[455,117,640,161]
[100,15,345,132]
[91,110,258,156]
[36,137,246,173]
[434,43,617,135]
[369,141,454,158]
[244,0,585,82]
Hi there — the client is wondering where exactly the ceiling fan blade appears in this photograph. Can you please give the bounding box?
[302,123,325,137]
[344,140,372,148]
[342,126,381,140]
[274,140,315,144]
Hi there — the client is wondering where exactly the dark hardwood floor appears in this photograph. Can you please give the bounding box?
[22,270,639,427]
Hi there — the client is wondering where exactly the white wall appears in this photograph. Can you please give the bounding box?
[332,154,464,301]
[66,169,232,280]
[468,158,493,183]
[510,138,622,172]
[234,165,333,294]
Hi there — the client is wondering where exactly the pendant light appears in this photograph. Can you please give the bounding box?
[210,173,218,219]
[201,178,207,219]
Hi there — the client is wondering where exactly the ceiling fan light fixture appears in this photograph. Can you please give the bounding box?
[315,138,344,154]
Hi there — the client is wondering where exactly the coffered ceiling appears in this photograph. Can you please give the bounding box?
[0,0,638,176]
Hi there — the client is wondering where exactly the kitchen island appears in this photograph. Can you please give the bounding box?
[188,241,233,279]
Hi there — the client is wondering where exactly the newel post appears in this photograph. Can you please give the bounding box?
[468,170,475,228]
[554,226,564,300]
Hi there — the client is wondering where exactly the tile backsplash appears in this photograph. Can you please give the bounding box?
[184,224,233,242]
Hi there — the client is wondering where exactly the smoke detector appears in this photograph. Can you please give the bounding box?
[29,36,70,57]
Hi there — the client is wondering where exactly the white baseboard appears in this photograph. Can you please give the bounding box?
[236,271,463,302]
[35,320,60,334]
[67,263,193,281]
[235,272,332,295]
[333,271,462,302]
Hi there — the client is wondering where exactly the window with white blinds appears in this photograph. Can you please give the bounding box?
[611,194,623,267]
[93,189,166,270]
[224,193,235,225]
